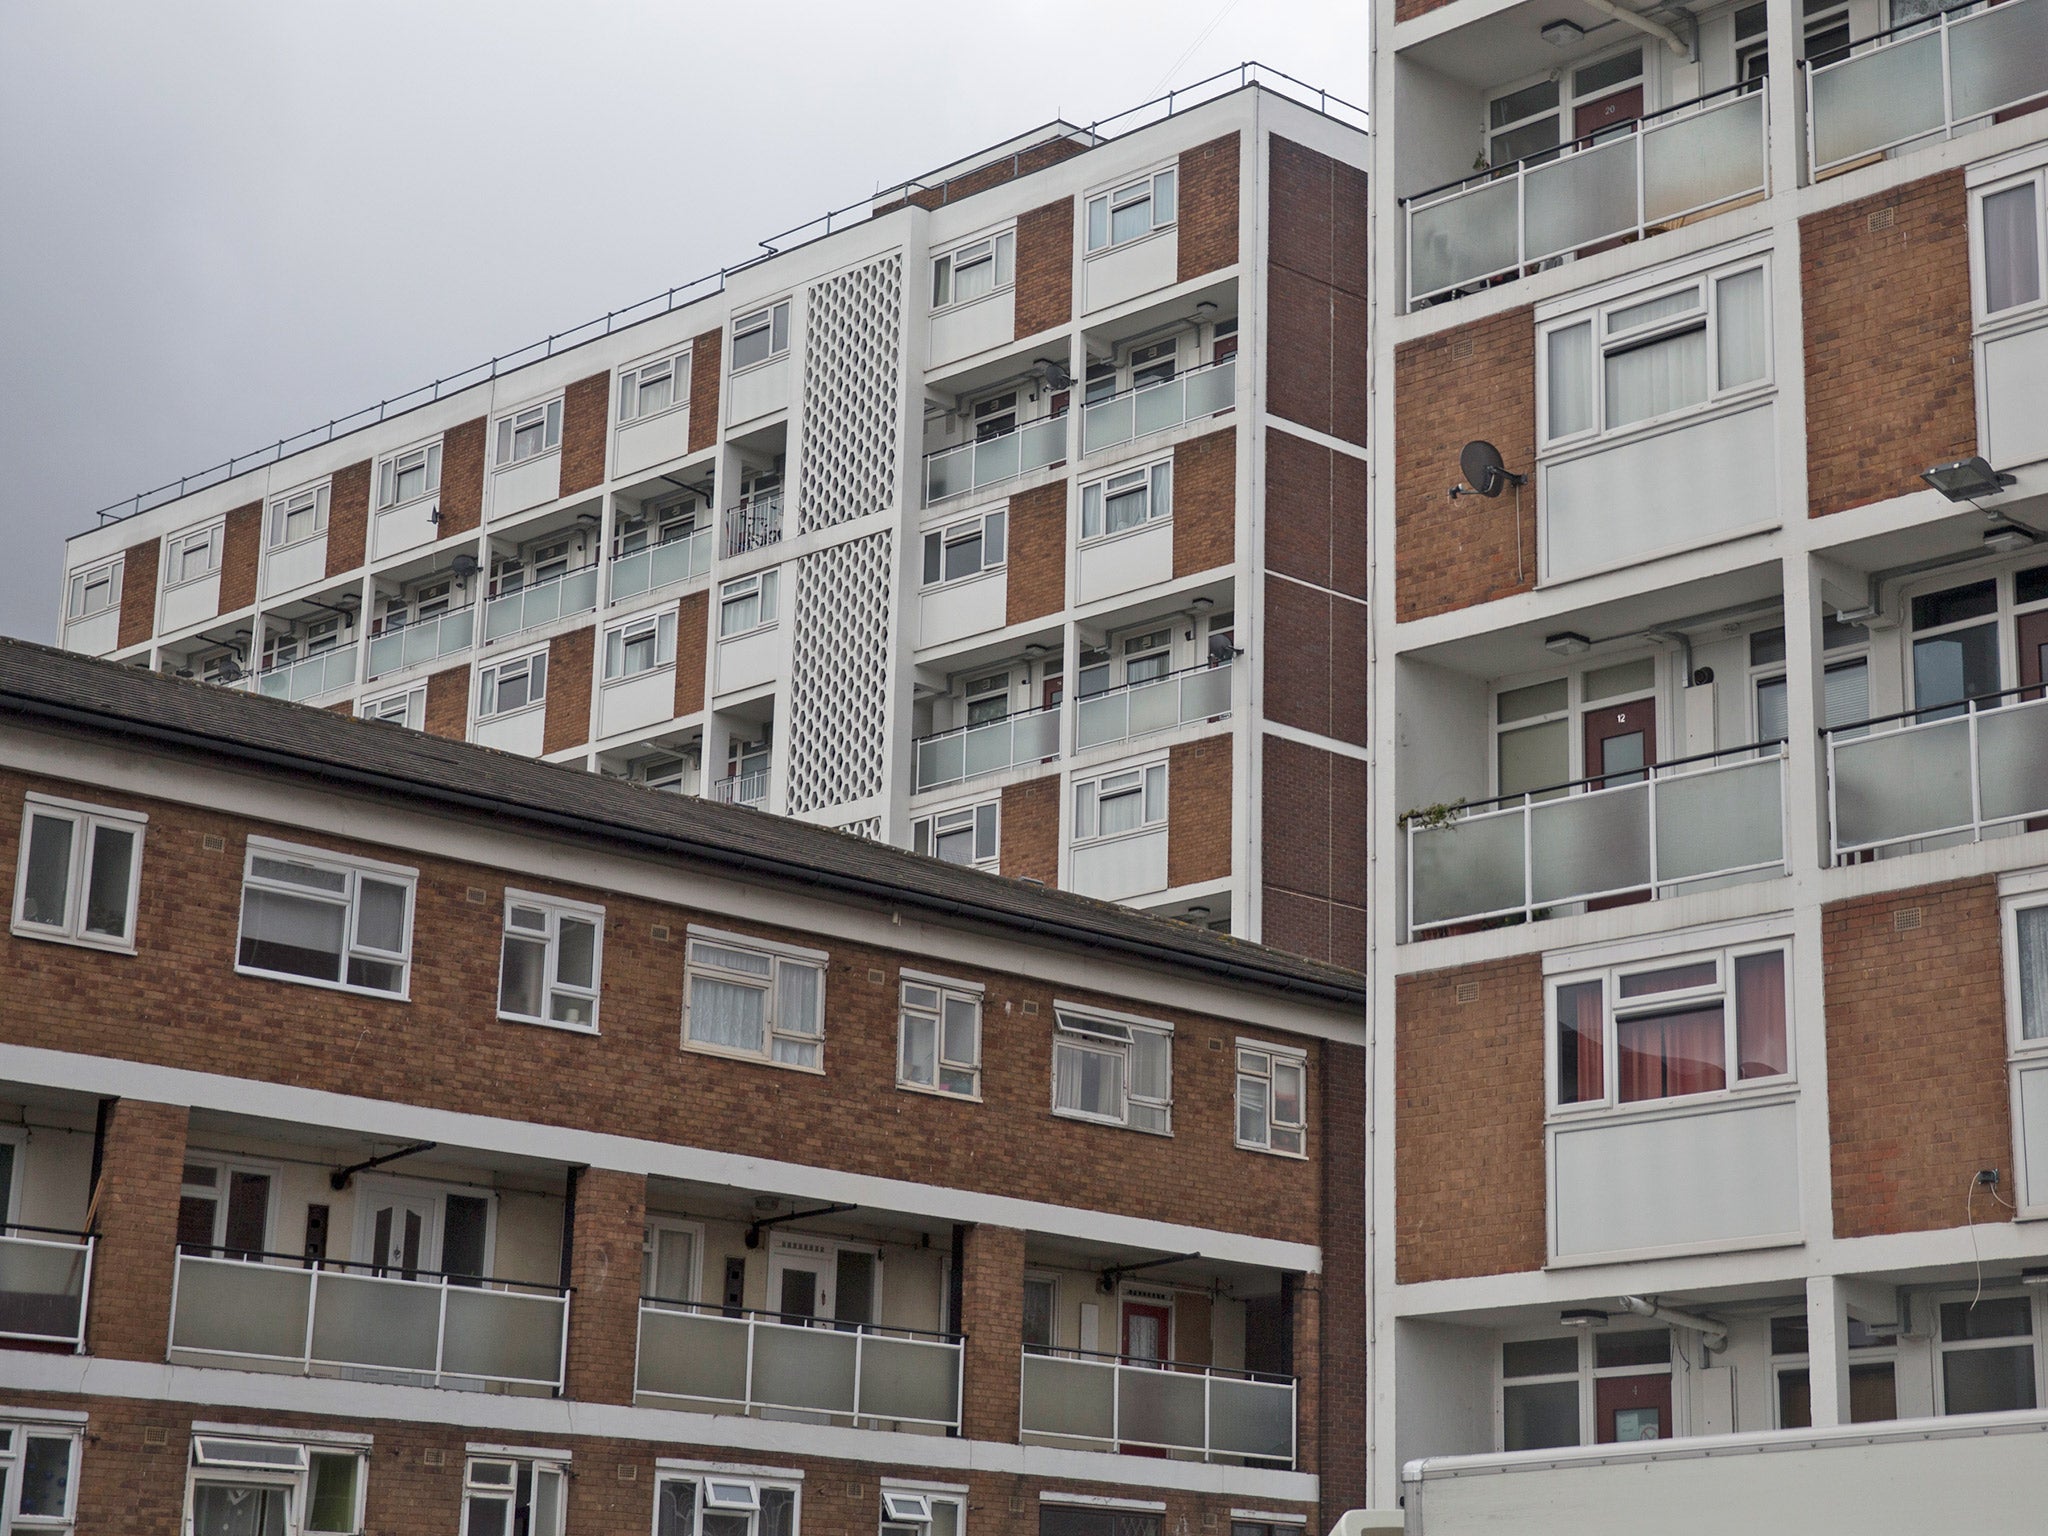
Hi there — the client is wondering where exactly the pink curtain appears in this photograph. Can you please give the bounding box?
[1735,950,1788,1079]
[1556,980,1605,1103]
[1618,1006,1725,1102]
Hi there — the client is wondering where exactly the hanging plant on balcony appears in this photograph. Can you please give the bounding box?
[1400,800,1467,832]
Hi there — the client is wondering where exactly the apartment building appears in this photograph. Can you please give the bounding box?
[0,637,1366,1532]
[52,73,1369,973]
[1368,0,2048,1525]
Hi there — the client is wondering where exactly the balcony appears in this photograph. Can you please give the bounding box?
[1080,357,1236,457]
[924,413,1067,507]
[1020,1347,1295,1465]
[1806,0,2046,178]
[0,1225,93,1350]
[1404,86,1768,311]
[636,1301,962,1430]
[610,528,713,603]
[723,493,783,559]
[1076,662,1231,752]
[167,1248,568,1393]
[712,768,769,808]
[482,566,598,643]
[365,606,475,680]
[255,644,358,703]
[914,702,1060,792]
[1406,743,1786,941]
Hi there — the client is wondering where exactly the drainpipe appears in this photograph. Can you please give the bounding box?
[1580,0,1690,55]
[1617,1294,1728,1351]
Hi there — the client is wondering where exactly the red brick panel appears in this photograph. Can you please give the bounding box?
[562,1166,646,1405]
[1014,198,1076,340]
[1393,307,1537,621]
[424,666,469,740]
[1264,575,1366,749]
[1266,427,1368,601]
[84,1098,189,1362]
[1004,481,1067,624]
[1260,734,1366,971]
[543,627,595,756]
[673,589,709,718]
[117,538,159,649]
[1825,878,2012,1237]
[324,459,372,577]
[1396,955,1549,1282]
[1000,776,1059,886]
[558,372,611,497]
[1177,133,1241,282]
[1803,170,1976,518]
[1172,426,1236,578]
[1267,138,1368,447]
[438,418,487,540]
[1318,1038,1368,1518]
[218,502,263,612]
[688,330,722,454]
[958,1223,1025,1442]
[1395,0,1454,20]
[1167,734,1233,889]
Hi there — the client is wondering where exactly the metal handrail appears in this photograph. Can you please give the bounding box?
[1079,354,1236,409]
[175,1242,568,1294]
[638,1296,963,1343]
[722,493,784,558]
[1026,1341,1294,1384]
[1018,1341,1296,1465]
[1819,680,2043,736]
[913,697,1061,745]
[1401,737,1789,823]
[712,768,770,805]
[0,1222,96,1240]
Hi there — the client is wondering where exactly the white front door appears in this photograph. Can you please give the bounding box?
[363,1191,438,1280]
[766,1238,880,1328]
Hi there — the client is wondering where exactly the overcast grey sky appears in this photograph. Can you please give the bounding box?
[0,1,1366,642]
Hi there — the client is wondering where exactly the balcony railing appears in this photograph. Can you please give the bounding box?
[1081,356,1236,457]
[712,768,769,807]
[924,413,1068,507]
[1404,84,1769,310]
[365,605,475,680]
[1826,685,2048,862]
[482,565,599,642]
[168,1247,568,1392]
[1020,1347,1295,1465]
[637,1301,963,1430]
[255,643,358,702]
[1406,741,1787,941]
[915,702,1060,791]
[1806,0,2046,176]
[1076,662,1231,751]
[723,494,783,559]
[0,1225,94,1350]
[610,527,713,602]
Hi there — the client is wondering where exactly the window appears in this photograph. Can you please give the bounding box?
[1042,1507,1160,1536]
[1086,167,1177,252]
[1769,1312,1899,1428]
[912,802,998,869]
[178,1158,275,1257]
[932,231,1015,308]
[477,650,547,718]
[1938,1294,2040,1415]
[187,1435,365,1536]
[604,609,678,680]
[462,1455,565,1536]
[1072,762,1167,843]
[1492,656,1656,799]
[2010,896,2048,1048]
[1236,1042,1307,1156]
[1541,259,1770,448]
[1080,460,1172,541]
[64,558,122,621]
[880,1487,963,1536]
[1910,575,2010,717]
[619,349,691,422]
[1552,942,1790,1109]
[1022,1273,1058,1351]
[1129,337,1178,389]
[643,1217,701,1304]
[235,839,416,998]
[268,485,330,549]
[963,671,1011,725]
[732,301,791,371]
[499,891,603,1031]
[1500,1328,1672,1449]
[359,687,425,731]
[3,1425,80,1533]
[1749,619,1870,744]
[1052,1007,1172,1133]
[617,493,701,555]
[12,794,145,950]
[718,571,779,637]
[684,931,826,1068]
[899,974,982,1097]
[653,1473,798,1536]
[166,524,223,587]
[1977,168,2045,321]
[1122,628,1171,685]
[494,400,563,468]
[376,443,442,509]
[921,509,1007,586]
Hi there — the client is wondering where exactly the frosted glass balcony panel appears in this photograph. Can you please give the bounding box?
[637,1308,749,1401]
[962,720,1014,778]
[1077,694,1127,748]
[1210,1376,1295,1460]
[1524,138,1639,261]
[857,1335,960,1424]
[1020,1353,1116,1440]
[1184,359,1234,417]
[1133,379,1185,437]
[974,432,1021,488]
[751,1323,857,1414]
[1409,178,1520,300]
[1975,702,2048,823]
[1655,757,1782,883]
[1083,397,1135,456]
[442,1287,565,1383]
[1411,811,1528,928]
[916,734,966,790]
[1529,783,1650,904]
[308,1272,439,1373]
[1831,720,1972,849]
[1948,0,2047,120]
[1128,678,1181,736]
[0,1234,89,1344]
[1117,1365,1207,1450]
[1809,34,1944,168]
[171,1258,312,1361]
[1643,95,1765,223]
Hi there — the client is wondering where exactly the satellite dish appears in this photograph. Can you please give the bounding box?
[1460,440,1510,498]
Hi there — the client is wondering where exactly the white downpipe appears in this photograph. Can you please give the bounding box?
[1580,0,1690,55]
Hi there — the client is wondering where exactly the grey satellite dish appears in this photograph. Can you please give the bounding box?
[1461,440,1511,498]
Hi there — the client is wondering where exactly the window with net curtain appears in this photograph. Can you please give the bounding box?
[2017,902,2048,1044]
[1554,946,1788,1108]
[686,938,823,1067]
[1980,176,2042,318]
[1052,1010,1172,1132]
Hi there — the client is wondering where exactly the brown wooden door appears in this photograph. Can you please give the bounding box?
[1576,85,1644,142]
[1583,697,1657,789]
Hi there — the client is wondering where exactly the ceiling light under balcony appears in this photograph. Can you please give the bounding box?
[1541,19,1586,45]
[1922,455,2017,502]
[1545,631,1593,656]
[1985,522,2040,554]
[1560,1307,1609,1328]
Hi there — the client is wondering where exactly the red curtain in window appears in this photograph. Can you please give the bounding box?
[1618,1006,1726,1101]
[1735,950,1788,1079]
[1556,980,1605,1102]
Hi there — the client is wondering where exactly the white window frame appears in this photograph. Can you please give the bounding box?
[185,1433,368,1536]
[879,1481,966,1536]
[642,1214,706,1305]
[64,557,123,622]
[267,484,330,551]
[178,1154,285,1255]
[604,607,679,681]
[498,889,605,1033]
[358,686,426,731]
[1079,458,1173,544]
[898,970,985,1100]
[911,800,999,870]
[920,508,1008,589]
[1932,1289,2044,1416]
[3,1422,82,1533]
[1971,161,2048,329]
[376,440,443,511]
[11,793,147,952]
[718,571,779,638]
[1495,1325,1675,1450]
[731,300,791,373]
[234,836,418,1001]
[931,229,1016,311]
[682,926,828,1072]
[1086,165,1179,253]
[652,1470,802,1536]
[619,348,693,424]
[1051,1004,1174,1135]
[1489,653,1660,798]
[1071,759,1169,846]
[492,399,564,469]
[476,647,549,720]
[460,1454,566,1536]
[1235,1039,1308,1158]
[164,523,224,589]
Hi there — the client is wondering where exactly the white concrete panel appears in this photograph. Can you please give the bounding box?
[371,499,439,561]
[472,706,546,758]
[1076,523,1173,606]
[1984,322,2048,471]
[1083,233,1180,313]
[15,1122,93,1230]
[160,573,222,634]
[714,627,779,695]
[614,408,693,478]
[726,357,791,428]
[2015,1059,2048,1212]
[917,570,1005,649]
[1549,1094,1801,1261]
[930,291,1016,368]
[1542,402,1777,584]
[1070,828,1169,902]
[488,454,561,521]
[263,536,327,598]
[599,667,677,738]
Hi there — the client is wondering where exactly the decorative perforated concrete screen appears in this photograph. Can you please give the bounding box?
[835,816,883,841]
[798,254,903,535]
[787,531,893,813]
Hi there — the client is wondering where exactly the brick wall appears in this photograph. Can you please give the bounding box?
[424,666,469,740]
[1000,776,1059,886]
[218,502,262,612]
[673,590,709,718]
[1177,133,1241,283]
[688,330,722,454]
[543,627,595,756]
[1267,426,1367,600]
[1825,877,2013,1237]
[1167,734,1233,889]
[438,418,487,539]
[563,1166,647,1405]
[1260,734,1367,972]
[117,538,158,650]
[958,1223,1025,1441]
[1014,198,1076,340]
[1318,1037,1368,1520]
[1395,0,1453,18]
[1396,955,1548,1282]
[324,459,372,576]
[558,372,612,497]
[1005,482,1067,624]
[1804,170,1977,518]
[1394,306,1536,621]
[1264,575,1367,749]
[84,1098,188,1362]
[1172,426,1236,578]
[1267,137,1369,447]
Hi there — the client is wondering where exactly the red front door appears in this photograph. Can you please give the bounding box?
[1119,1300,1173,1457]
[1576,85,1644,143]
[2018,611,2048,700]
[1595,1370,1673,1443]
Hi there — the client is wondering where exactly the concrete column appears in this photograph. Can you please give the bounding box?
[958,1223,1026,1443]
[1805,1273,1850,1428]
[1294,1270,1323,1479]
[84,1098,189,1362]
[560,1166,647,1406]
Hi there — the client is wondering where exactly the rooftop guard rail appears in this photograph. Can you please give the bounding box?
[83,63,1363,531]
[1019,1343,1295,1465]
[0,1224,95,1352]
